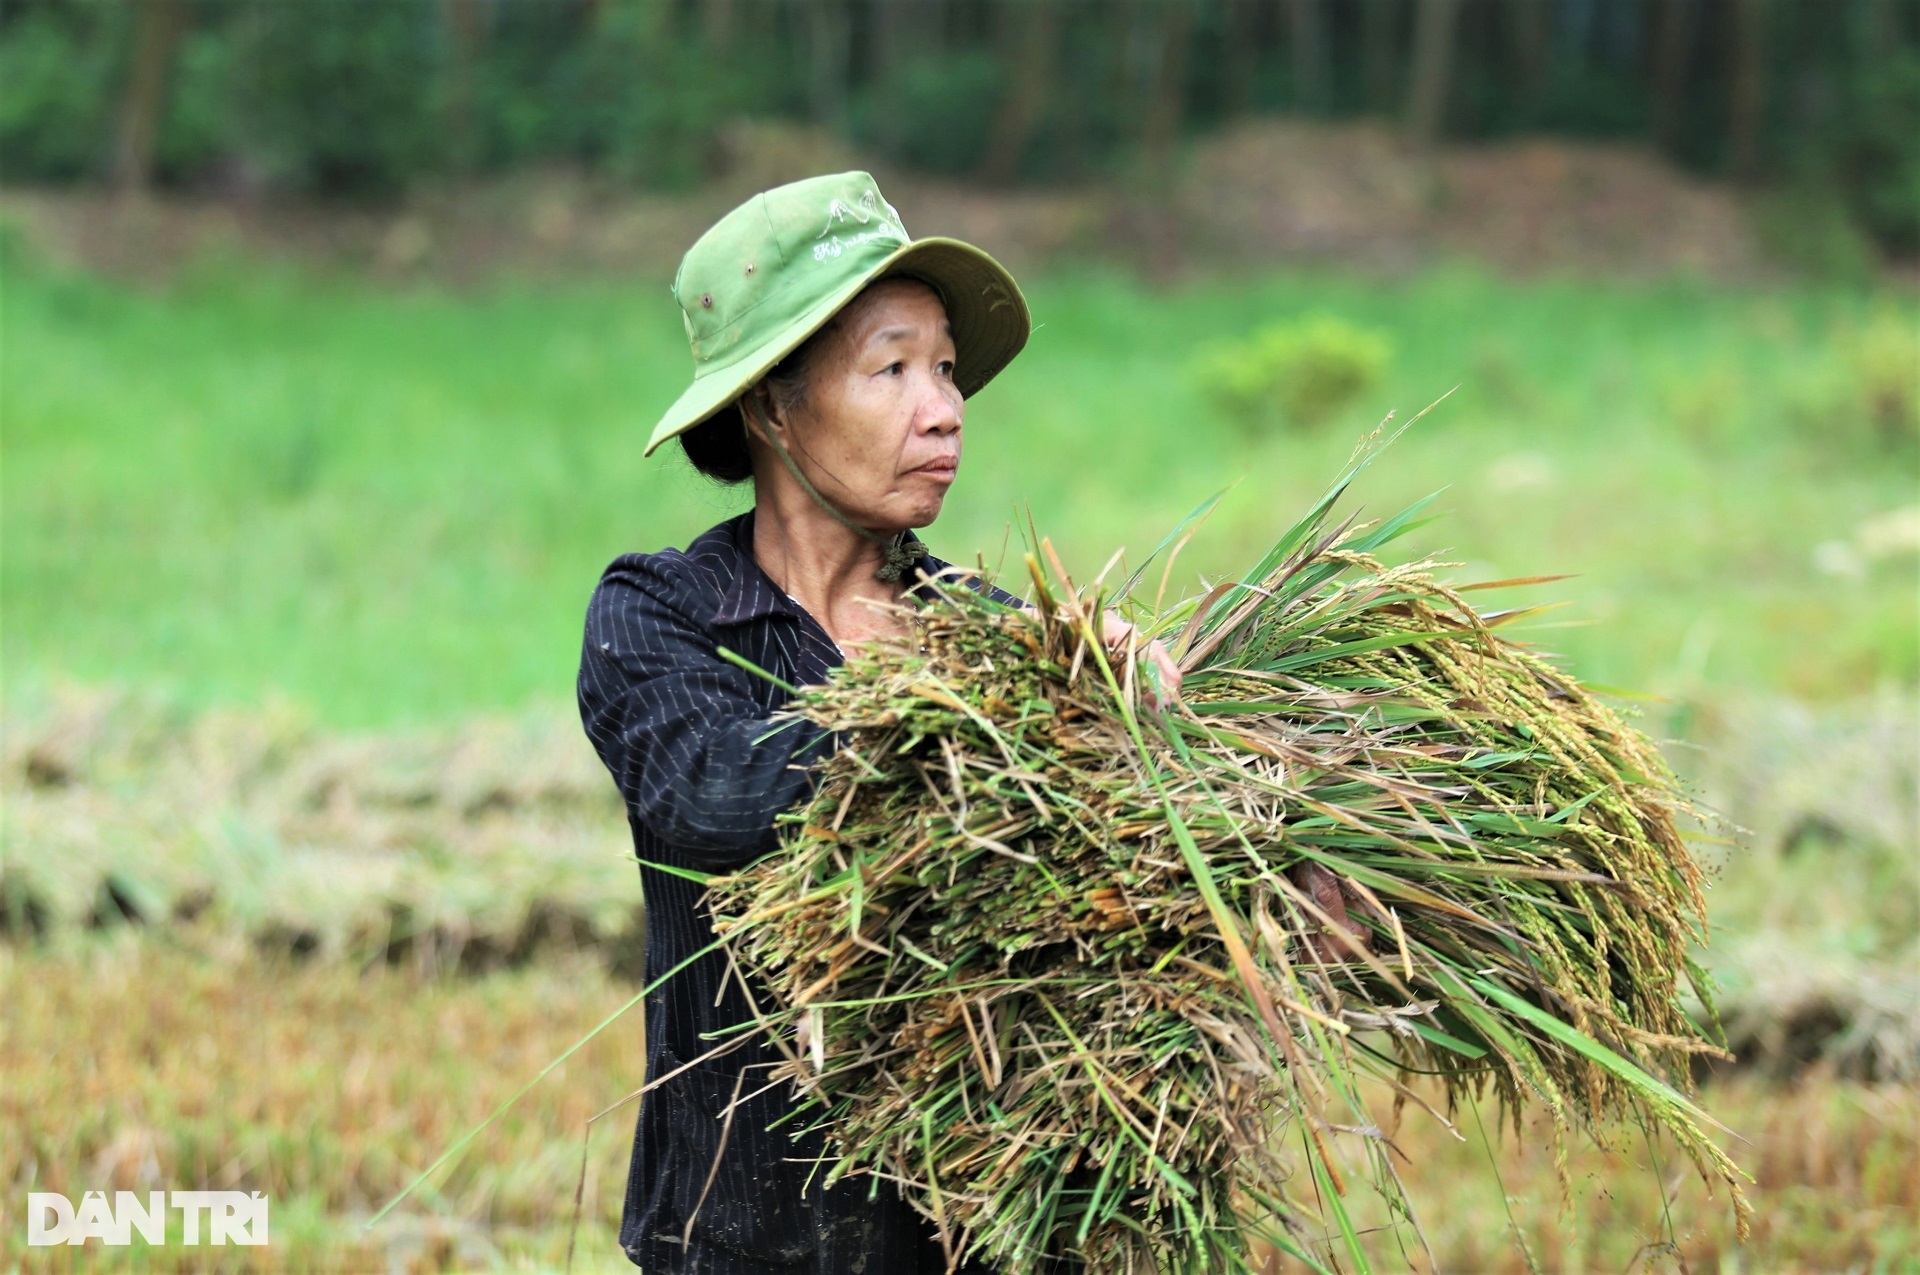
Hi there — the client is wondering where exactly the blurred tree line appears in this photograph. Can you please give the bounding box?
[1,0,1915,254]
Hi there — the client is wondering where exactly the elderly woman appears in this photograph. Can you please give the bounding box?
[578,172,1178,1274]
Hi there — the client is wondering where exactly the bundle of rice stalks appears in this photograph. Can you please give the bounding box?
[702,434,1748,1273]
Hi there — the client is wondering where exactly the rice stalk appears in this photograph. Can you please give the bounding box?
[705,431,1749,1272]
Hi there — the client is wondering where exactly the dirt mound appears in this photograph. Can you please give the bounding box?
[1,119,1773,285]
[1180,119,1765,278]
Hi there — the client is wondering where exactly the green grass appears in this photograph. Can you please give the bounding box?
[3,253,1914,725]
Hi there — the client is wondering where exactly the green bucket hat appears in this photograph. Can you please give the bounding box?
[645,171,1031,457]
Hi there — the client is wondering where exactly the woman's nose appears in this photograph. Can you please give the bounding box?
[916,381,963,434]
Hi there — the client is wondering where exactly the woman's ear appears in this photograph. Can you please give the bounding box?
[745,382,787,439]
[739,386,769,442]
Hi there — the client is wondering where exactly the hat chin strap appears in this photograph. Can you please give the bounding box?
[741,393,926,584]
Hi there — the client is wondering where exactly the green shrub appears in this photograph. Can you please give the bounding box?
[561,6,766,189]
[236,0,444,194]
[0,3,123,182]
[849,51,1003,176]
[1828,51,1920,259]
[1753,187,1881,284]
[1192,314,1392,429]
[1851,308,1920,452]
[1785,308,1919,456]
[150,23,242,183]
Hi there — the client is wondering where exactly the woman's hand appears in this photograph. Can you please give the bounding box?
[1101,613,1183,709]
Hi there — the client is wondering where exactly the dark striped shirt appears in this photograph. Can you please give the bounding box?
[578,510,1013,1273]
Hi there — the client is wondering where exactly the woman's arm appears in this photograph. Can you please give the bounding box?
[578,556,832,872]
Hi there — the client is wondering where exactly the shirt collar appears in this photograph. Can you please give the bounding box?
[710,512,807,628]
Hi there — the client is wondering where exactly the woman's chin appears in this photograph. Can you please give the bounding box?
[890,493,948,531]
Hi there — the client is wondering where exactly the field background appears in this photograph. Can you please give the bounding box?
[5,21,1920,1265]
[5,242,1917,722]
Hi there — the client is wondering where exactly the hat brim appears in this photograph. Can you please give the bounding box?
[643,237,1031,457]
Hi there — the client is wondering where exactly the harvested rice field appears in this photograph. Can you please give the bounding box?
[2,942,1914,1272]
[1,680,1913,1271]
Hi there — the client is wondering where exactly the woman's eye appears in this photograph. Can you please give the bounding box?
[936,360,955,377]
[885,361,905,376]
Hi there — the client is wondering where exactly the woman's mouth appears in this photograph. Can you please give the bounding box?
[909,457,959,480]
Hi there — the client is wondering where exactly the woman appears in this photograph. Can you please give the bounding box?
[578,172,1179,1273]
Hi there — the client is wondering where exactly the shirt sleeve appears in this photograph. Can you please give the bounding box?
[577,555,831,872]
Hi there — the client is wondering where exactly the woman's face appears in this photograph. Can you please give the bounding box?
[762,278,964,533]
